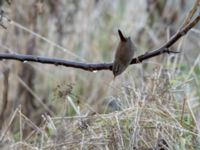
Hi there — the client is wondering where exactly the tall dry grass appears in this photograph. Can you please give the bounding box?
[0,0,199,149]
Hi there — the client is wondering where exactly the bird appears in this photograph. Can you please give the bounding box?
[112,29,135,78]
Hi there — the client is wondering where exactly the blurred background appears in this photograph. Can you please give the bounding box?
[0,0,200,149]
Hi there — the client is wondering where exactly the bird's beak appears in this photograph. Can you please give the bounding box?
[113,75,116,80]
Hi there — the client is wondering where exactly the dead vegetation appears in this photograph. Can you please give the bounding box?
[0,0,200,149]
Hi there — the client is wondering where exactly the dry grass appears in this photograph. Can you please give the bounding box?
[0,0,200,149]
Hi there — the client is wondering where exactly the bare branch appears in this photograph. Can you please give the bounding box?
[0,53,112,71]
[131,13,200,64]
[0,13,199,72]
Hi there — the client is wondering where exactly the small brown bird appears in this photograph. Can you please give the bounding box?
[112,29,135,78]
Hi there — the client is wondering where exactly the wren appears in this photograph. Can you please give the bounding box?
[112,29,135,78]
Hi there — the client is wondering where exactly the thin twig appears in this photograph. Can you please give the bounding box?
[0,14,199,72]
[0,67,9,129]
[0,107,19,142]
[180,97,186,125]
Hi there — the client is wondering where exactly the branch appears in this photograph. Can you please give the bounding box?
[0,53,112,71]
[130,13,200,64]
[0,14,199,72]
